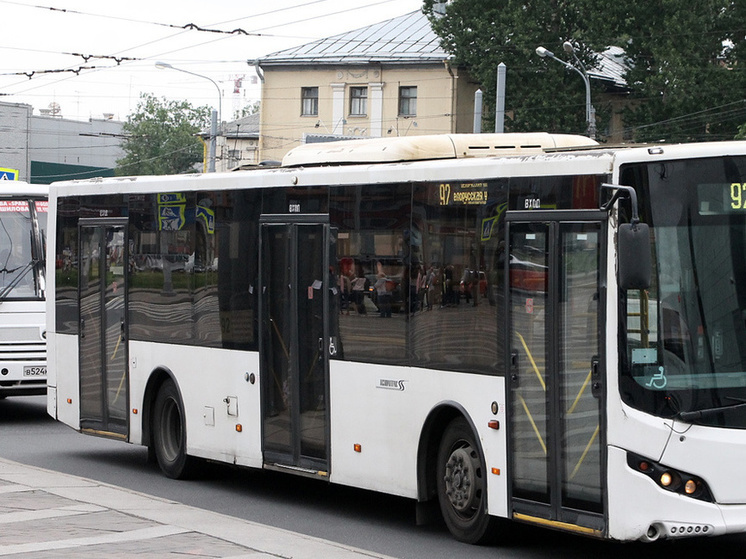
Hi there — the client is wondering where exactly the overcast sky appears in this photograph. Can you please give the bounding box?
[1,0,423,122]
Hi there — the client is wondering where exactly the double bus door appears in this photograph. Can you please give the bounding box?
[78,219,128,438]
[259,217,334,473]
[507,215,605,534]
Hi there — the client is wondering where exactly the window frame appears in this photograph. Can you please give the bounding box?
[398,86,417,117]
[349,86,368,117]
[301,87,319,117]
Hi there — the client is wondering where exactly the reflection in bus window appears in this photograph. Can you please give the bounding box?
[331,181,507,374]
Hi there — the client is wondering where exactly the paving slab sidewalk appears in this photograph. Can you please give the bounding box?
[0,458,397,559]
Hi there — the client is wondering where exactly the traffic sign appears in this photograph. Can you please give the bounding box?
[0,168,19,181]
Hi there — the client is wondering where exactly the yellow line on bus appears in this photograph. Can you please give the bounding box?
[567,369,592,415]
[516,332,545,391]
[518,393,546,455]
[513,513,603,536]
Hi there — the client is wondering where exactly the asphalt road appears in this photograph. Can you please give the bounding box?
[3,395,746,559]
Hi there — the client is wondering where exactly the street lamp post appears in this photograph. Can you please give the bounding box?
[535,43,596,139]
[155,61,222,172]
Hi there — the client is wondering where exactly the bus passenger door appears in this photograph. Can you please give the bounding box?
[508,218,605,534]
[78,219,128,438]
[259,218,332,474]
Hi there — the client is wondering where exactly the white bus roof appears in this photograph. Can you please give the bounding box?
[281,133,597,167]
[0,182,48,197]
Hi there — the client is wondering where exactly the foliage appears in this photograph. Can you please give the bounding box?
[423,0,617,137]
[422,0,746,143]
[615,0,746,142]
[737,122,746,141]
[116,93,211,176]
[233,101,260,120]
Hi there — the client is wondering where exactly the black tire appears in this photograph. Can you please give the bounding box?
[152,379,197,479]
[436,416,498,544]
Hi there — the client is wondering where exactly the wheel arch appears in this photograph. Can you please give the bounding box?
[141,366,178,450]
[416,401,484,504]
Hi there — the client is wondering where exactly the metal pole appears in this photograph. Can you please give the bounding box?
[495,63,506,133]
[473,89,483,133]
[535,47,596,139]
[209,109,217,173]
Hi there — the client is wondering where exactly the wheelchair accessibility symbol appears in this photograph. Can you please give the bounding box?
[645,366,667,389]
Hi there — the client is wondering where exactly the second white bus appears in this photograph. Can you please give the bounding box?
[0,182,47,398]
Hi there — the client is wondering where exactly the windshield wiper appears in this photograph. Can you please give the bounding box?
[678,397,746,422]
[0,260,35,303]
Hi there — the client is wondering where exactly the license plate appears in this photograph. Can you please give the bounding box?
[23,366,46,377]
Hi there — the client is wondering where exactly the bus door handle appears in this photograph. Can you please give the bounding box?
[510,351,519,386]
[591,356,602,398]
[80,318,85,338]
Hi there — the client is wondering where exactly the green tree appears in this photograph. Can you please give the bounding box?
[423,0,746,143]
[116,93,211,176]
[616,1,746,142]
[423,0,617,137]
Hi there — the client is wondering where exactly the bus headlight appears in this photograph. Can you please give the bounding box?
[627,452,713,502]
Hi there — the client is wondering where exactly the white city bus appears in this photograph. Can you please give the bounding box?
[0,182,47,398]
[46,133,746,544]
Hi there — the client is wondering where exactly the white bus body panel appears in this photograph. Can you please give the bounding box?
[660,424,746,505]
[51,333,80,428]
[329,361,509,518]
[0,302,46,377]
[128,341,263,468]
[607,445,730,540]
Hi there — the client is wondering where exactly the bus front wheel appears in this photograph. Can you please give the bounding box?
[152,379,196,479]
[436,417,498,544]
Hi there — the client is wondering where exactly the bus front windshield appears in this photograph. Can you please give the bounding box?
[620,155,746,428]
[0,199,46,300]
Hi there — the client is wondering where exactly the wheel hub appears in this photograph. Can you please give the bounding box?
[444,447,477,512]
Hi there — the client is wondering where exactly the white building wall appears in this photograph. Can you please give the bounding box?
[29,116,124,169]
[0,102,32,181]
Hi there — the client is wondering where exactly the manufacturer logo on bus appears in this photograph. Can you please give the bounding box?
[377,379,407,391]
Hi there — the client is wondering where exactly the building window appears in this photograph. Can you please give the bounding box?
[399,86,417,116]
[349,86,367,116]
[301,87,318,116]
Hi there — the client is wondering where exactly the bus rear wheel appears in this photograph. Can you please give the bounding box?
[152,379,196,479]
[436,416,498,544]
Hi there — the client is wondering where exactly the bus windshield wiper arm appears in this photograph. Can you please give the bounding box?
[678,397,746,422]
[0,260,35,303]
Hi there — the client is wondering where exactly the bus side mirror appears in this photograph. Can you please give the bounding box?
[618,222,651,290]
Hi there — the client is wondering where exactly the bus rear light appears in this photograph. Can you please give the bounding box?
[627,452,713,502]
